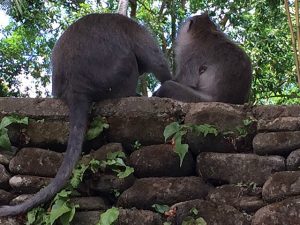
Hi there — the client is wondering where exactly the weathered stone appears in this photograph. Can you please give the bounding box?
[258,117,300,131]
[0,98,68,118]
[94,97,188,146]
[9,175,51,194]
[71,209,163,225]
[0,164,11,189]
[117,177,211,209]
[26,119,69,146]
[0,217,21,225]
[252,197,300,225]
[70,197,110,210]
[253,131,300,155]
[197,153,285,186]
[10,194,32,205]
[253,105,300,120]
[287,149,300,170]
[207,185,265,213]
[90,143,125,161]
[129,144,194,177]
[9,148,63,177]
[0,189,15,205]
[90,173,135,194]
[185,102,254,154]
[0,153,12,166]
[262,171,300,202]
[170,199,250,225]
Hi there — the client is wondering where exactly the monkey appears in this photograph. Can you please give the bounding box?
[0,13,171,216]
[154,13,252,104]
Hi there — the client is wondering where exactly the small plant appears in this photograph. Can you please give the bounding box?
[96,207,119,225]
[0,115,28,151]
[100,151,134,179]
[132,140,142,150]
[86,116,109,140]
[164,122,218,166]
[26,159,100,225]
[152,204,170,214]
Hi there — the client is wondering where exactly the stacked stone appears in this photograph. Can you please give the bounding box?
[0,97,299,225]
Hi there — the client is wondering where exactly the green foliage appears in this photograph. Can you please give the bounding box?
[182,217,207,225]
[86,116,109,141]
[97,207,119,225]
[101,151,134,179]
[132,140,142,150]
[152,204,170,214]
[26,158,100,225]
[0,115,28,151]
[164,122,218,166]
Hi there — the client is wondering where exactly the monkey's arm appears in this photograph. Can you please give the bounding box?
[153,80,213,103]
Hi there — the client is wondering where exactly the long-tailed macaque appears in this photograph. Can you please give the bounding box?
[0,13,171,216]
[154,13,252,104]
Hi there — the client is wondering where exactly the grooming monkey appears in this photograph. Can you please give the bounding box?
[0,13,171,216]
[154,13,252,104]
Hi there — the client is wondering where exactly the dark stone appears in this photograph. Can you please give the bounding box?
[0,217,21,225]
[170,199,250,225]
[117,177,211,209]
[252,197,300,225]
[207,184,265,213]
[253,131,300,155]
[71,209,163,225]
[70,197,110,210]
[197,153,285,186]
[94,97,188,146]
[0,164,11,189]
[90,173,136,194]
[184,103,254,154]
[9,175,51,194]
[0,189,15,205]
[90,143,125,161]
[262,171,300,202]
[10,194,32,205]
[257,117,300,131]
[287,149,300,170]
[26,119,69,146]
[129,144,194,177]
[9,148,63,177]
[0,153,12,166]
[252,105,300,120]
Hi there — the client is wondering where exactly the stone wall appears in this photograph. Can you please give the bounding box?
[0,97,300,225]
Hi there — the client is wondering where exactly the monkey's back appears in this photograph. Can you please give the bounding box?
[176,17,252,104]
[51,13,149,101]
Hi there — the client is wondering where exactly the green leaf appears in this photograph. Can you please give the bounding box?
[97,207,119,225]
[190,207,198,216]
[49,200,72,225]
[59,204,78,225]
[195,217,207,225]
[0,115,28,129]
[163,223,172,225]
[117,166,134,179]
[152,204,170,214]
[175,142,189,167]
[191,124,218,137]
[0,128,11,151]
[70,164,89,188]
[163,122,181,142]
[86,117,109,141]
[106,151,126,160]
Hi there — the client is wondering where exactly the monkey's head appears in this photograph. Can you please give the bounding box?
[180,13,218,39]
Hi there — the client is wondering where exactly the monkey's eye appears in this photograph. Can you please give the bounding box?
[199,65,207,75]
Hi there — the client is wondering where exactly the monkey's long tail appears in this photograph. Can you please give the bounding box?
[0,99,91,217]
